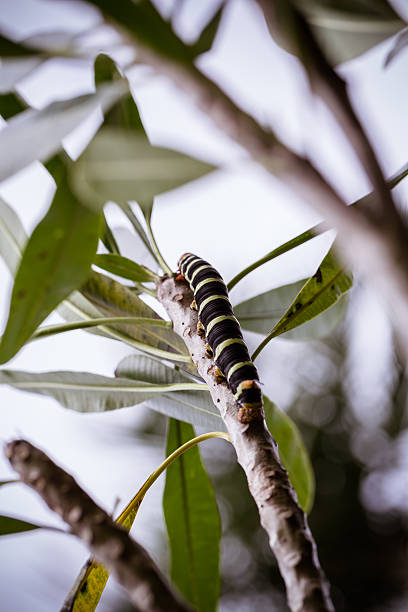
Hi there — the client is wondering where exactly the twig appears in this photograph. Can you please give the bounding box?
[5,439,192,612]
[158,277,334,612]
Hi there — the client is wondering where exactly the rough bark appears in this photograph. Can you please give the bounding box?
[5,439,192,612]
[158,277,334,612]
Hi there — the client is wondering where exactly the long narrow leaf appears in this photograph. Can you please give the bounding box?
[235,278,347,341]
[189,3,225,56]
[0,369,205,413]
[0,82,125,183]
[0,197,27,276]
[228,161,408,292]
[0,515,43,536]
[101,212,120,255]
[93,54,158,259]
[31,316,171,341]
[70,126,215,211]
[94,253,158,282]
[264,396,314,513]
[252,250,352,360]
[0,167,102,364]
[163,419,221,612]
[0,197,170,356]
[116,355,221,428]
[81,270,189,359]
[252,250,353,359]
[63,430,228,612]
[0,91,28,119]
[271,1,404,66]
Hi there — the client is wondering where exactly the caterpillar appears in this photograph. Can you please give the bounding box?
[178,253,263,423]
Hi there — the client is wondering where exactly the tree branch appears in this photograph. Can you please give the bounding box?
[5,439,192,612]
[255,0,401,227]
[157,277,334,612]
[87,0,408,357]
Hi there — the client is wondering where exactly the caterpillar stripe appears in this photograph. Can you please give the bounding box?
[178,253,262,422]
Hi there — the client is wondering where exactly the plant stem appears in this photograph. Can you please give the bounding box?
[227,227,319,291]
[116,431,230,524]
[134,281,157,297]
[145,215,173,277]
[227,162,408,292]
[63,430,230,611]
[251,331,274,362]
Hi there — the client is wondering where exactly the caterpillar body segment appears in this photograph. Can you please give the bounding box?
[178,253,263,420]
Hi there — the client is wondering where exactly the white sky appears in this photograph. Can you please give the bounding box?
[0,0,408,610]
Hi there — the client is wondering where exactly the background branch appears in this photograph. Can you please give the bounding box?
[158,277,334,612]
[89,0,408,359]
[5,439,192,612]
[255,0,401,227]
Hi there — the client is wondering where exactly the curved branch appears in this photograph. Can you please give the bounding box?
[5,439,192,612]
[158,277,334,612]
[87,0,408,359]
[255,0,400,227]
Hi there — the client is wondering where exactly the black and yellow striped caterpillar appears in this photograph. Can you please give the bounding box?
[178,253,263,423]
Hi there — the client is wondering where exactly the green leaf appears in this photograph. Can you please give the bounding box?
[264,396,314,512]
[384,27,408,67]
[70,126,215,211]
[0,29,88,58]
[93,54,159,256]
[235,279,306,334]
[94,53,147,134]
[62,559,109,612]
[101,213,120,255]
[0,197,168,356]
[0,479,18,486]
[0,369,204,413]
[267,250,352,340]
[163,419,221,612]
[0,91,28,119]
[0,515,42,536]
[0,166,102,364]
[86,0,196,63]
[0,83,125,183]
[81,271,189,360]
[0,32,44,57]
[94,253,157,282]
[0,58,43,94]
[0,197,27,276]
[116,355,223,429]
[295,0,405,64]
[121,202,156,260]
[31,316,171,341]
[190,3,225,56]
[235,278,348,341]
[228,160,408,292]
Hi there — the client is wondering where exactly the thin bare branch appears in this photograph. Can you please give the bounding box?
[158,277,334,612]
[5,439,192,612]
[255,0,400,228]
